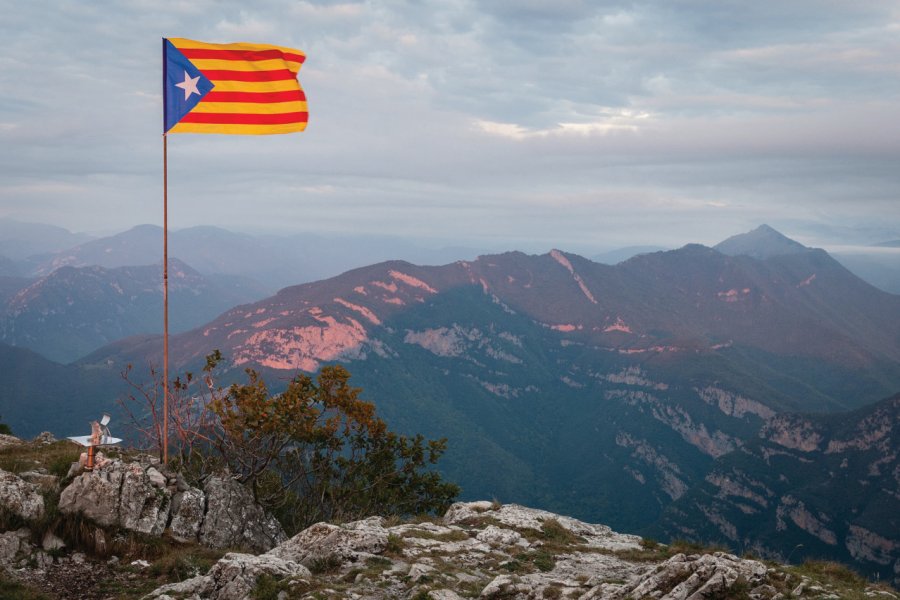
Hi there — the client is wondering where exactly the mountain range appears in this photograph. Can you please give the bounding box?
[0,223,898,582]
[0,259,265,363]
[18,223,485,293]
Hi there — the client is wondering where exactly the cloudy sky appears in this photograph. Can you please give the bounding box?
[1,0,899,253]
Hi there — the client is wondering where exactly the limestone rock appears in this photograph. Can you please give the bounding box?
[58,460,169,533]
[590,551,770,599]
[145,466,167,489]
[476,524,527,548]
[145,552,308,600]
[58,463,126,527]
[199,475,286,553]
[41,530,65,552]
[0,433,22,450]
[142,500,865,600]
[18,470,60,491]
[429,591,465,600]
[169,487,206,543]
[32,431,57,445]
[0,528,30,565]
[444,501,642,551]
[119,463,170,535]
[0,468,45,521]
[267,517,388,567]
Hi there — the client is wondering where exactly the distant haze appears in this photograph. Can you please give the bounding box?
[0,2,899,250]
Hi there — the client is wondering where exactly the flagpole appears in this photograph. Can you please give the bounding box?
[162,132,169,465]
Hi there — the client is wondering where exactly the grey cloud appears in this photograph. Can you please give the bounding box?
[0,0,898,250]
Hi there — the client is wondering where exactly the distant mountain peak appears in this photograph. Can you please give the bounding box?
[714,224,809,260]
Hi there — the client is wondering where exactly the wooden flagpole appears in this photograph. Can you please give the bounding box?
[162,133,169,465]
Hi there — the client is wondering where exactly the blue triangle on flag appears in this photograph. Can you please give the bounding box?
[163,39,214,133]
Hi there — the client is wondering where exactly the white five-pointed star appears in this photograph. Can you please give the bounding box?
[175,70,201,100]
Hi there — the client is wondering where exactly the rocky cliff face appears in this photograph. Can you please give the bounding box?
[58,458,286,553]
[652,393,900,586]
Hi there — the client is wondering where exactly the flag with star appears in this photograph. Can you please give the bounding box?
[163,38,308,135]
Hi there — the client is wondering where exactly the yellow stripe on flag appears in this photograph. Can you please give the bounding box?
[205,79,302,93]
[191,101,308,115]
[190,58,302,73]
[169,121,308,135]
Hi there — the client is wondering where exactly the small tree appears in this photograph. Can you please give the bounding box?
[120,353,459,534]
[209,363,460,533]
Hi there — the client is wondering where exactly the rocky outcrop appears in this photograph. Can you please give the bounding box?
[0,468,45,521]
[59,461,169,535]
[145,500,878,600]
[57,459,285,552]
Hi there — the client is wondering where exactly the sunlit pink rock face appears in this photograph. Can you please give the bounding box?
[234,314,368,371]
[222,269,445,372]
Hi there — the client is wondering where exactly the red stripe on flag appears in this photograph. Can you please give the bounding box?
[179,111,309,125]
[201,69,297,82]
[203,89,306,103]
[180,48,306,63]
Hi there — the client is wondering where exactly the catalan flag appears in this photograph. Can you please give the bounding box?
[163,38,308,135]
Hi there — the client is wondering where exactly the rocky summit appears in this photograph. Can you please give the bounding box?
[143,501,895,600]
[0,437,896,599]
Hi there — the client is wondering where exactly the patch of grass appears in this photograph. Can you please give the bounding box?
[539,519,581,547]
[456,515,504,529]
[703,576,751,600]
[531,551,555,572]
[408,513,443,525]
[542,584,563,599]
[148,544,225,581]
[508,549,556,573]
[772,559,891,600]
[385,533,406,556]
[640,537,658,550]
[0,440,80,476]
[502,558,524,573]
[0,572,53,600]
[365,556,392,569]
[308,553,344,575]
[793,560,864,586]
[252,574,311,600]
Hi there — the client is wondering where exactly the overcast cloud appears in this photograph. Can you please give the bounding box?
[1,0,898,252]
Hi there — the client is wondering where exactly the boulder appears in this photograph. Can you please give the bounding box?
[267,516,388,567]
[199,475,286,553]
[145,552,309,600]
[0,468,45,521]
[59,461,137,529]
[0,528,30,565]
